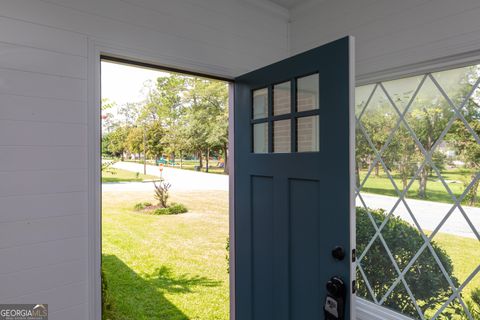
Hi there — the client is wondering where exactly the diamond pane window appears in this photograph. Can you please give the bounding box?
[355,64,480,320]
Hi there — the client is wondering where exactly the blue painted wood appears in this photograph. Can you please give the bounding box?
[234,37,353,320]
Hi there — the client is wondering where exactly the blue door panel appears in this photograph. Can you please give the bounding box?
[234,36,354,320]
[251,176,274,320]
[290,179,321,319]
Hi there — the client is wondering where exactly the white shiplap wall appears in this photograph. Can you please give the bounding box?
[291,0,480,78]
[0,1,289,319]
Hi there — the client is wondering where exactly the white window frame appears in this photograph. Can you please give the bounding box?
[354,49,480,320]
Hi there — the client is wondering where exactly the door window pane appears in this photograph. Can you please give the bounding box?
[273,119,291,153]
[297,74,319,112]
[253,122,268,153]
[274,81,291,116]
[253,88,268,119]
[297,116,319,152]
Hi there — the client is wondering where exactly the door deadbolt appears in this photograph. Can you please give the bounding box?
[332,246,345,261]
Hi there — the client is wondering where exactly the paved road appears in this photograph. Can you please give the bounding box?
[104,162,479,238]
[359,193,479,239]
[103,161,228,192]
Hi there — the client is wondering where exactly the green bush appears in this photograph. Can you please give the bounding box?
[357,207,458,318]
[153,203,187,215]
[134,202,152,211]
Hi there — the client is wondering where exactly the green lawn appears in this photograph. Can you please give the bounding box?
[102,188,478,319]
[431,233,480,298]
[360,168,479,206]
[102,190,229,320]
[102,168,157,183]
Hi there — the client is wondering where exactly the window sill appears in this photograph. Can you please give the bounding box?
[356,298,414,320]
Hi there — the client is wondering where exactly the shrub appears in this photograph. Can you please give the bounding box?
[134,202,152,211]
[153,179,171,208]
[153,203,187,215]
[357,207,458,318]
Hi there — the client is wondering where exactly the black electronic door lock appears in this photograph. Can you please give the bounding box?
[324,276,346,320]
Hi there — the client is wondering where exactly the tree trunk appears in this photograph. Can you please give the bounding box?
[180,151,183,169]
[418,167,428,199]
[198,151,203,168]
[375,162,380,177]
[206,148,210,173]
[223,144,229,174]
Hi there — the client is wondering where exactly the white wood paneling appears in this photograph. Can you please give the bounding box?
[0,146,87,172]
[50,303,87,320]
[291,0,480,77]
[0,260,86,300]
[0,1,288,318]
[0,68,86,101]
[0,192,87,223]
[0,120,86,146]
[0,169,87,197]
[0,42,87,79]
[0,16,87,57]
[0,94,86,124]
[0,0,289,76]
[0,237,87,274]
[0,214,87,249]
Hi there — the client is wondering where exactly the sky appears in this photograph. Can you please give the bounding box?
[101,60,170,107]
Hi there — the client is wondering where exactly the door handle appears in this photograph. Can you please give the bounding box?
[331,246,345,261]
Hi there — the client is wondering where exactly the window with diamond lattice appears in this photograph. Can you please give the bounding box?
[355,64,480,320]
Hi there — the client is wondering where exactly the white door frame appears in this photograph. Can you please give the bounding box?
[86,39,235,320]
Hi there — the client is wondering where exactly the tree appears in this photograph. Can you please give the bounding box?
[103,126,129,160]
[126,126,144,157]
[184,77,228,172]
[142,75,188,162]
[446,101,480,205]
[409,105,451,199]
[360,103,398,177]
[145,121,165,160]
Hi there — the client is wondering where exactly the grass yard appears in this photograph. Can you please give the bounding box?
[360,168,479,206]
[101,188,478,319]
[102,190,229,320]
[102,168,157,183]
[431,233,480,298]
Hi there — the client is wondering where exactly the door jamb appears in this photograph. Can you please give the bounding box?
[87,39,235,320]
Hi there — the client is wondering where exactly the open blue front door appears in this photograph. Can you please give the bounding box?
[234,37,355,320]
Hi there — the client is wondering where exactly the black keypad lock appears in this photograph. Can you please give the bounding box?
[324,276,346,320]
